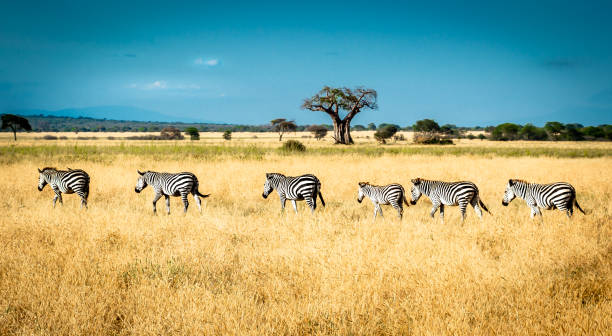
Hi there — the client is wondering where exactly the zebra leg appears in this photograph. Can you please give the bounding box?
[193,194,202,213]
[391,201,402,219]
[165,195,171,214]
[279,196,286,212]
[80,197,88,209]
[471,198,483,218]
[430,202,440,219]
[459,202,469,222]
[181,193,189,213]
[377,205,384,218]
[439,204,445,222]
[306,197,317,213]
[292,200,298,214]
[152,193,162,214]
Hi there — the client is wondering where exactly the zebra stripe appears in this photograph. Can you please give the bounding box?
[135,170,209,214]
[357,182,409,220]
[37,167,90,208]
[262,173,325,213]
[410,178,490,222]
[502,179,585,218]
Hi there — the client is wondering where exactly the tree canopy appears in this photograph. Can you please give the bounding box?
[1,114,32,140]
[271,118,297,141]
[302,86,377,144]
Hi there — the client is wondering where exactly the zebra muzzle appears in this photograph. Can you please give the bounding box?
[135,188,141,193]
[38,186,42,191]
[502,201,508,206]
[261,193,268,199]
[410,200,417,205]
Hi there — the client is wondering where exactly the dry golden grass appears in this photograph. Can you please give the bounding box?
[0,141,611,335]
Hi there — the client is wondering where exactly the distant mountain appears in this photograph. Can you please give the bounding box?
[9,106,199,123]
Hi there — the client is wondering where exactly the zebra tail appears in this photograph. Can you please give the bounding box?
[403,195,410,206]
[479,199,491,215]
[574,198,586,214]
[196,190,210,198]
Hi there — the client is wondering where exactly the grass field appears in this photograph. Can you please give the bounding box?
[0,135,611,335]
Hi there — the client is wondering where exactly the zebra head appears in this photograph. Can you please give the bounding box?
[135,170,148,193]
[410,178,423,205]
[37,167,50,191]
[357,182,369,203]
[262,173,281,198]
[502,179,517,206]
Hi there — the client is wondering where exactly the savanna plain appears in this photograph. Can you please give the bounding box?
[0,133,611,335]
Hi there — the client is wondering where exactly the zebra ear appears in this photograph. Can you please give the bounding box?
[411,178,421,185]
[266,173,271,179]
[137,170,145,176]
[38,168,42,173]
[508,179,514,186]
[358,182,366,187]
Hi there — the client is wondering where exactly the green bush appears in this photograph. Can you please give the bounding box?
[279,140,306,152]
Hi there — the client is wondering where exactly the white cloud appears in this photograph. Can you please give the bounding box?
[145,80,167,90]
[205,59,219,66]
[194,57,219,66]
[128,80,199,91]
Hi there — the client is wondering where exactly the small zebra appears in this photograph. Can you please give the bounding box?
[262,173,325,213]
[410,178,490,222]
[357,182,409,220]
[134,170,209,214]
[502,179,585,218]
[37,167,90,208]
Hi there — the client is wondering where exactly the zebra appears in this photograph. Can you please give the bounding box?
[262,173,325,213]
[37,167,90,208]
[410,178,490,222]
[357,182,409,220]
[502,179,585,218]
[134,170,209,214]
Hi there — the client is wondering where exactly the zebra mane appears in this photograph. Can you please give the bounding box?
[358,182,370,187]
[266,173,285,179]
[509,179,529,186]
[40,167,58,172]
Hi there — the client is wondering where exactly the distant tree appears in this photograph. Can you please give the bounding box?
[374,125,398,144]
[581,126,604,139]
[413,119,441,133]
[270,118,297,141]
[184,127,200,140]
[1,114,32,141]
[222,130,232,141]
[518,123,547,140]
[477,134,487,140]
[352,124,366,131]
[306,125,329,140]
[491,123,521,140]
[562,124,584,141]
[160,126,184,140]
[302,86,378,144]
[544,121,564,140]
[367,123,377,130]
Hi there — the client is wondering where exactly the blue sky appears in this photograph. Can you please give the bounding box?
[1,0,611,126]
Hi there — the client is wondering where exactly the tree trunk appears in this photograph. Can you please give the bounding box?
[11,126,16,141]
[279,133,283,141]
[332,119,354,145]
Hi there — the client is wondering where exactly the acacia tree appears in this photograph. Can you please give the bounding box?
[302,86,377,144]
[306,125,328,140]
[1,114,32,141]
[270,118,297,141]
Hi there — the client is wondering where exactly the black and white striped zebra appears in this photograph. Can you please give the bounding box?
[357,182,409,220]
[37,167,90,208]
[134,170,209,214]
[502,179,585,218]
[262,173,325,213]
[410,178,490,222]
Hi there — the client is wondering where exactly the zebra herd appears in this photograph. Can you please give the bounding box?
[37,167,586,221]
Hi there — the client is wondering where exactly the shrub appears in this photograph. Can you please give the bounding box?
[393,134,406,141]
[160,127,184,140]
[222,130,232,141]
[478,134,487,140]
[184,127,200,140]
[413,133,454,145]
[374,125,399,144]
[467,134,476,140]
[42,135,58,140]
[279,140,306,152]
[306,125,328,140]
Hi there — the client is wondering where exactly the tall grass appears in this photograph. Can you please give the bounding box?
[0,154,610,334]
[1,142,610,164]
